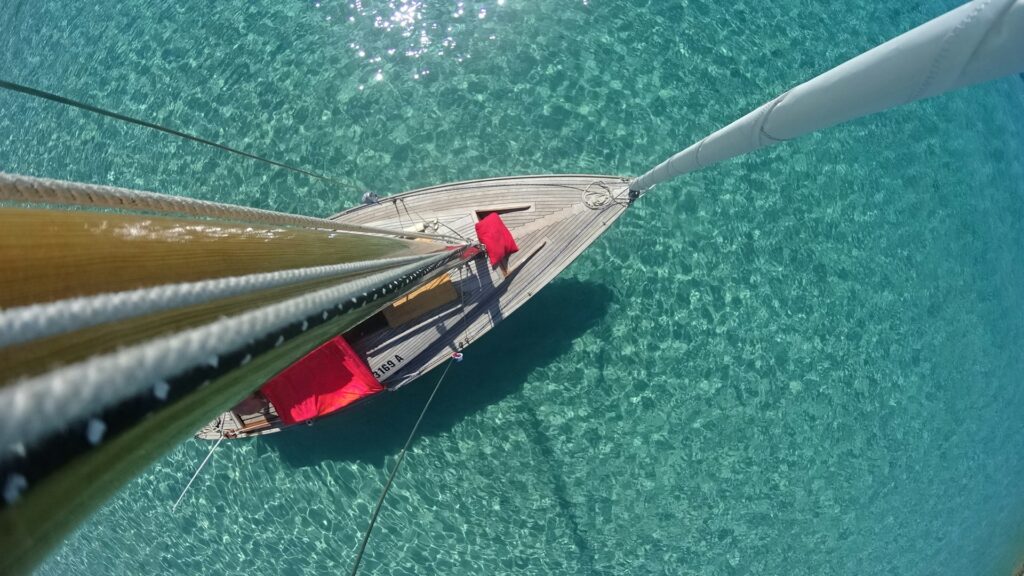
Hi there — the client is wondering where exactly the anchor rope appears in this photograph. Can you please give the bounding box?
[350,358,456,576]
[0,79,348,188]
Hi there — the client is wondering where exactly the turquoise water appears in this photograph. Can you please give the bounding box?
[3,0,1024,574]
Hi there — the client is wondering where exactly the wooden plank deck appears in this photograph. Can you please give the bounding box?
[333,174,632,391]
[197,174,632,439]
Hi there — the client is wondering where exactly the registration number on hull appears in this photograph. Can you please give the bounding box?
[372,354,405,380]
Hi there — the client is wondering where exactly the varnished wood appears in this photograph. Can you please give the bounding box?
[382,273,457,327]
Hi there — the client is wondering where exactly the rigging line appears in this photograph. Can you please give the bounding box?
[392,198,407,231]
[438,220,470,242]
[0,79,349,187]
[400,198,432,234]
[350,358,456,576]
[458,265,467,313]
[401,197,470,242]
[172,432,224,511]
[399,197,420,226]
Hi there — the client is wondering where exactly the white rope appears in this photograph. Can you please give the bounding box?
[350,358,456,576]
[581,181,630,209]
[0,254,429,348]
[0,253,455,454]
[172,434,223,511]
[0,172,463,243]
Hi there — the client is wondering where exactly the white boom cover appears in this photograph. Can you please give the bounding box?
[631,0,1024,192]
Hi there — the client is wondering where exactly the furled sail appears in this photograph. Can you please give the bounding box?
[0,172,475,573]
[631,0,1024,192]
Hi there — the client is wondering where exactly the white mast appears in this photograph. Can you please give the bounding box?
[630,0,1024,193]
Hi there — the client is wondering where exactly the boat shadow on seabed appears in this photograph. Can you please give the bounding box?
[261,278,614,468]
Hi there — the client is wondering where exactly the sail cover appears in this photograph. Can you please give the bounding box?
[260,336,383,425]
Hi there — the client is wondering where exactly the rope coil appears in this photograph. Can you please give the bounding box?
[581,181,630,209]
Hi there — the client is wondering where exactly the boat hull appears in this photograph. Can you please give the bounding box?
[197,174,631,439]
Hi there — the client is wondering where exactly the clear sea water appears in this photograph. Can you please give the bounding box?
[2,0,1024,574]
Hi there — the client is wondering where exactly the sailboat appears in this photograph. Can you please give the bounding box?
[198,0,1024,440]
[195,174,633,439]
[0,0,1021,572]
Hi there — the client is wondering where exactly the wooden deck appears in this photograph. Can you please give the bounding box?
[196,174,631,439]
[332,174,632,390]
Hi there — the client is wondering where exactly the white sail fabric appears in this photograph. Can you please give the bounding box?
[631,0,1024,192]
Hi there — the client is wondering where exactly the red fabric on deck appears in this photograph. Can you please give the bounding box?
[445,244,483,260]
[260,336,383,425]
[474,213,519,266]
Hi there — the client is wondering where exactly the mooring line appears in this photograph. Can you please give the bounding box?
[172,434,224,511]
[350,356,459,576]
